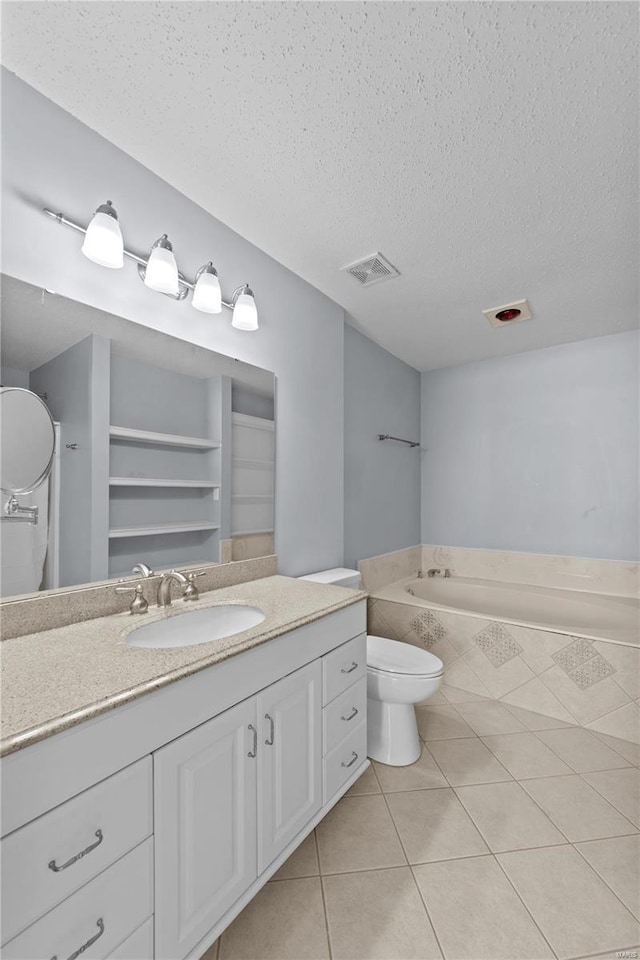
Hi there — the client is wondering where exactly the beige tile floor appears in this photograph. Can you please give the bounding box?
[203,688,640,960]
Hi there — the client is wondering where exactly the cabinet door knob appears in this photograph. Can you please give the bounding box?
[51,917,104,960]
[48,829,103,872]
[341,707,358,722]
[341,751,359,768]
[247,724,258,758]
[265,713,275,746]
[341,661,358,674]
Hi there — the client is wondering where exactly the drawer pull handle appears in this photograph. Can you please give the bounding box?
[341,706,359,722]
[341,751,359,768]
[48,830,103,872]
[51,917,104,960]
[265,713,275,746]
[248,724,258,758]
[341,661,358,674]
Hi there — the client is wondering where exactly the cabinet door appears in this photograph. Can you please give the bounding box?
[258,660,322,872]
[154,698,258,960]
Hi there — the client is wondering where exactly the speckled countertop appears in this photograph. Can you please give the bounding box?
[0,576,367,757]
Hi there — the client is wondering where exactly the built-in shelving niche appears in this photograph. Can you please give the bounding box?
[108,354,225,578]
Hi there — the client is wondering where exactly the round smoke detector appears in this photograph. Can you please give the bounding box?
[482,299,532,327]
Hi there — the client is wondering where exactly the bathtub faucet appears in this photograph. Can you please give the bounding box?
[423,568,451,578]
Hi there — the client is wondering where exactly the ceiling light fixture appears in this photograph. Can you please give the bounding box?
[80,200,124,269]
[192,262,222,315]
[43,203,258,331]
[482,299,532,328]
[231,285,258,331]
[142,235,180,296]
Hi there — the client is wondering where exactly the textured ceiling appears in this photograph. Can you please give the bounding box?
[1,2,638,371]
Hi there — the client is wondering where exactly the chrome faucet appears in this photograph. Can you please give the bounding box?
[132,562,154,578]
[157,570,188,607]
[425,568,452,578]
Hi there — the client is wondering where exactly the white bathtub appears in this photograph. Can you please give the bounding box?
[376,575,639,645]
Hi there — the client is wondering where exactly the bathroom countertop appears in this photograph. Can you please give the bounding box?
[0,576,367,758]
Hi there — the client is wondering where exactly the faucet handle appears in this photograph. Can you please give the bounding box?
[115,583,149,614]
[183,571,205,602]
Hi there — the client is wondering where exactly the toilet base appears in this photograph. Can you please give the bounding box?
[367,698,421,766]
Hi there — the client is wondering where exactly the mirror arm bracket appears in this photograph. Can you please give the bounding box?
[3,496,39,525]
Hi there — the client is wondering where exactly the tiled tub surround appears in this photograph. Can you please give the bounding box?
[0,554,278,640]
[203,694,640,960]
[360,544,638,599]
[368,590,640,744]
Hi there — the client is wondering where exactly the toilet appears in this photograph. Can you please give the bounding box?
[299,568,444,767]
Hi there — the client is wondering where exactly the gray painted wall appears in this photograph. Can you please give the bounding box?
[1,69,344,576]
[421,330,640,561]
[344,325,421,568]
[1,366,28,388]
[30,334,110,585]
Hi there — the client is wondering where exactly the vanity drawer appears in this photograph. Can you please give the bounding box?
[2,838,153,960]
[107,917,153,960]
[1,757,152,944]
[323,720,367,803]
[323,677,367,756]
[322,634,366,706]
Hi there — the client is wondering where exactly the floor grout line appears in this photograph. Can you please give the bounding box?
[314,830,334,960]
[572,837,640,925]
[589,729,640,767]
[490,851,561,960]
[575,768,640,828]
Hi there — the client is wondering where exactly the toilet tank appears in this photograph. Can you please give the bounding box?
[298,567,361,589]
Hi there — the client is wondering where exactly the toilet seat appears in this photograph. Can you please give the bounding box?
[367,634,444,679]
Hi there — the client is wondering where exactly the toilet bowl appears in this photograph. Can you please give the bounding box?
[297,569,444,768]
[367,635,444,766]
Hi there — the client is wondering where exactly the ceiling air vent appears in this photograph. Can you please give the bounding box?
[341,253,400,287]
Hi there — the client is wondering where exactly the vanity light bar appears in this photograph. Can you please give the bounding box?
[42,206,258,329]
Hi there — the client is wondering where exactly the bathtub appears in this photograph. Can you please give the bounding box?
[376,575,639,646]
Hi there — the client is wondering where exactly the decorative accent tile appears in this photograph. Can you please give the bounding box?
[410,610,448,648]
[473,622,522,666]
[570,656,617,690]
[551,637,616,689]
[485,636,524,667]
[552,637,597,672]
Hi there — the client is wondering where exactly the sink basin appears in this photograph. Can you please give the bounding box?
[127,604,266,649]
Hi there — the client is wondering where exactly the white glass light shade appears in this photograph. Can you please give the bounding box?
[144,240,179,296]
[231,292,258,331]
[192,270,222,314]
[81,207,124,268]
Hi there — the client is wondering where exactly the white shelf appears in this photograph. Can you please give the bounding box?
[232,495,274,504]
[110,425,220,450]
[109,477,220,489]
[109,521,220,539]
[232,458,275,471]
[231,528,274,537]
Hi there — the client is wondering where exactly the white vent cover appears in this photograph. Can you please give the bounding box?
[341,253,400,287]
[482,299,532,327]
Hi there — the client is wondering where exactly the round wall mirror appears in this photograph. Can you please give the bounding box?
[0,387,56,495]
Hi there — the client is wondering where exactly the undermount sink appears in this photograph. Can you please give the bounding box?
[127,604,266,649]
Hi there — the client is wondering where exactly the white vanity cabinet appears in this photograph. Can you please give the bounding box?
[154,698,258,960]
[257,660,322,872]
[0,600,367,960]
[154,660,322,960]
